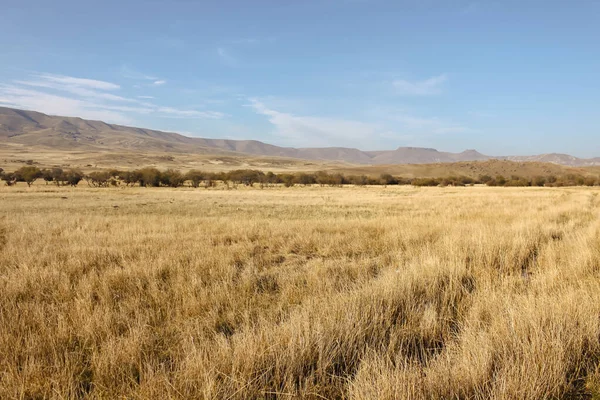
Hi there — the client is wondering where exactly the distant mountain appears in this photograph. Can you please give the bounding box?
[1,106,599,167]
[499,154,600,167]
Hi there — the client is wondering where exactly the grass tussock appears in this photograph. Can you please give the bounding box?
[1,185,600,399]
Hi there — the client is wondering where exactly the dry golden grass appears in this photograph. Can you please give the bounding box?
[1,184,600,399]
[3,144,598,180]
[0,145,342,174]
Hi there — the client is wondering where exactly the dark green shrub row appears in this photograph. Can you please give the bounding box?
[1,166,599,188]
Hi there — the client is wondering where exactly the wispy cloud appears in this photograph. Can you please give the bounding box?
[248,98,396,148]
[370,106,473,135]
[15,77,135,103]
[156,107,225,119]
[392,74,447,96]
[38,74,120,90]
[120,65,167,86]
[120,65,158,81]
[0,85,134,124]
[0,72,225,124]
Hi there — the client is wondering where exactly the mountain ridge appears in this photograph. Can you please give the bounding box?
[1,106,599,167]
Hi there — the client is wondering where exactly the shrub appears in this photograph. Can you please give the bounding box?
[479,175,493,184]
[121,171,141,187]
[161,169,184,187]
[15,166,42,186]
[412,178,440,187]
[185,170,204,188]
[294,173,316,186]
[86,171,111,187]
[40,169,54,185]
[138,168,162,187]
[64,169,84,187]
[379,174,397,185]
[348,175,369,186]
[533,176,546,187]
[1,172,17,186]
[227,170,265,186]
[51,168,65,186]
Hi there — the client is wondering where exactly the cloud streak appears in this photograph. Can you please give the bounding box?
[393,74,447,96]
[120,65,167,87]
[248,98,473,148]
[37,73,120,90]
[368,106,473,136]
[0,73,225,124]
[248,98,396,148]
[0,85,134,124]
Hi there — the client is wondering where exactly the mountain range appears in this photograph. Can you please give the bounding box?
[1,106,599,167]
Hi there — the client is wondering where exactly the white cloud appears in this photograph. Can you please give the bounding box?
[0,85,133,124]
[392,74,447,96]
[248,99,393,148]
[248,98,473,148]
[0,72,226,124]
[370,107,473,135]
[120,65,158,81]
[15,79,136,103]
[157,107,225,119]
[120,65,167,87]
[36,73,120,90]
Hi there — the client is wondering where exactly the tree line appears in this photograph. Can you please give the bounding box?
[1,166,599,188]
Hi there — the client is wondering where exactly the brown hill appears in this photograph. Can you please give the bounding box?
[330,159,594,179]
[1,106,599,168]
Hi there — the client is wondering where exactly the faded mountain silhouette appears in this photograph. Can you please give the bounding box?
[1,106,599,166]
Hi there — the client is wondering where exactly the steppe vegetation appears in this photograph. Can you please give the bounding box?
[1,165,599,188]
[2,183,600,399]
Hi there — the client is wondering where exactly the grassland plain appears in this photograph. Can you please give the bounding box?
[2,184,600,399]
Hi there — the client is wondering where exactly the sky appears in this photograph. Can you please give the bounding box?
[1,0,599,157]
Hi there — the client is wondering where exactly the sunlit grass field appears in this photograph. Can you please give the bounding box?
[2,184,600,399]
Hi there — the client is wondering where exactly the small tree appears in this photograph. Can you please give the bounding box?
[294,173,316,186]
[51,168,65,186]
[138,168,162,187]
[86,171,111,187]
[161,169,184,187]
[185,170,204,188]
[40,169,54,185]
[1,172,17,186]
[65,169,84,186]
[15,166,42,187]
[533,176,546,187]
[121,170,141,187]
[584,177,597,187]
[379,174,397,185]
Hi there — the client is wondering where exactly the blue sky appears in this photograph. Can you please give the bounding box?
[1,0,599,157]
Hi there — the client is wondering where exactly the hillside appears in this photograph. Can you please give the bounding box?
[1,106,599,168]
[329,159,594,179]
